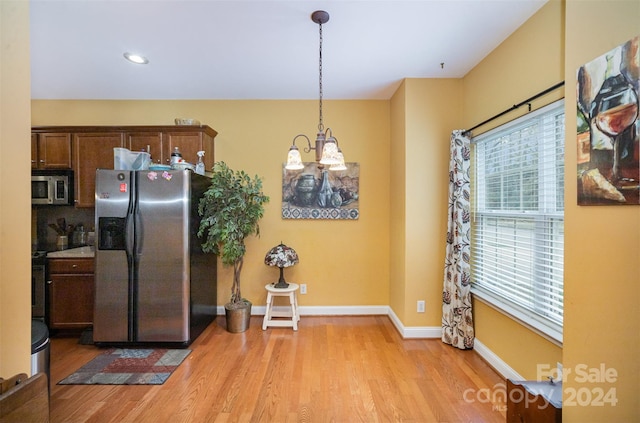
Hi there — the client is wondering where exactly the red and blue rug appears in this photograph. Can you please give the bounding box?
[58,348,191,385]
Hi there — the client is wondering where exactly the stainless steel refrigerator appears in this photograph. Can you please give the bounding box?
[94,169,216,346]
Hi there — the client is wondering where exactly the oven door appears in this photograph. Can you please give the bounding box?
[32,263,46,319]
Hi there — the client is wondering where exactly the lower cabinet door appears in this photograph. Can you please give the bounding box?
[48,274,94,330]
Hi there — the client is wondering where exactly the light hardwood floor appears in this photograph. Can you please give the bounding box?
[49,316,507,422]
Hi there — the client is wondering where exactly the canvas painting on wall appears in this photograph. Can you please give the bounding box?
[282,163,359,219]
[577,35,639,205]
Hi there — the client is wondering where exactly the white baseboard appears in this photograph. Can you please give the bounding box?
[216,304,389,316]
[215,304,520,380]
[296,305,390,316]
[387,307,442,338]
[473,338,523,380]
[217,304,440,337]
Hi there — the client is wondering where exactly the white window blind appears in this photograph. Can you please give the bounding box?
[471,99,565,344]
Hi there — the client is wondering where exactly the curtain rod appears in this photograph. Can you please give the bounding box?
[465,81,565,135]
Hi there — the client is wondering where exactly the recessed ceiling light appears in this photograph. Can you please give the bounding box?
[123,52,149,65]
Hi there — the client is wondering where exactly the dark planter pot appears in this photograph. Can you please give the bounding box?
[224,301,252,333]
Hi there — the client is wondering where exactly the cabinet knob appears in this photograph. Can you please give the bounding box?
[39,160,45,163]
[47,280,52,285]
[72,264,78,268]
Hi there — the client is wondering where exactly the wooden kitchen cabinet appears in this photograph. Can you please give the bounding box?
[73,132,124,207]
[47,258,94,330]
[31,132,72,169]
[32,125,217,207]
[127,129,215,166]
[126,131,163,163]
[164,130,215,167]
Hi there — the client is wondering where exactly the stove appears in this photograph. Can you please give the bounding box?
[32,250,47,264]
[32,251,47,320]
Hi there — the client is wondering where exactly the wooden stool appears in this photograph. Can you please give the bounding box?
[262,283,300,331]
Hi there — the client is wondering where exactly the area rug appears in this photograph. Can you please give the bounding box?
[58,348,191,385]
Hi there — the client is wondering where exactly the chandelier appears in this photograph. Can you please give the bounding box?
[285,10,347,171]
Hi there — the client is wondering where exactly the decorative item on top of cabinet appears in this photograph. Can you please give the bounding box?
[47,258,94,330]
[31,132,72,169]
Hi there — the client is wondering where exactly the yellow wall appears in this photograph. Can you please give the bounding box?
[463,0,565,129]
[389,82,407,319]
[31,100,391,309]
[465,0,640,419]
[389,78,464,327]
[462,0,565,379]
[564,1,640,421]
[0,0,32,377]
[400,79,463,326]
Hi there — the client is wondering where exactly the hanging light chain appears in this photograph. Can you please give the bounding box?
[318,20,324,133]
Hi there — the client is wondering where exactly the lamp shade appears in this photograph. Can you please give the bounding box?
[329,149,347,171]
[286,146,304,170]
[319,138,341,165]
[265,243,299,268]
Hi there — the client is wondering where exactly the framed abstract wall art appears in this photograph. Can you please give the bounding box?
[282,162,359,219]
[577,35,639,205]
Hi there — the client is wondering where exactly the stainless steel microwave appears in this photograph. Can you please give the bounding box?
[31,169,74,206]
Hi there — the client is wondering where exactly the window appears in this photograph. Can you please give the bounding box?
[471,99,565,344]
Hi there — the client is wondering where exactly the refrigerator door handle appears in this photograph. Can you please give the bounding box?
[133,206,143,256]
[125,214,135,258]
[128,172,139,342]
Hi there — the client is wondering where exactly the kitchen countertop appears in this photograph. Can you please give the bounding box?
[47,246,95,258]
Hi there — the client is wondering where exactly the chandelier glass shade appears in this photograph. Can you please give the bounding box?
[319,137,340,165]
[286,145,304,170]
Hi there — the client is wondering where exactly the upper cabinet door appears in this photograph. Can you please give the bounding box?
[31,133,38,169]
[73,132,124,208]
[126,132,163,164]
[32,132,72,169]
[163,131,203,166]
[163,130,215,169]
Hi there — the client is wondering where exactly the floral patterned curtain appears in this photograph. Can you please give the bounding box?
[442,130,474,350]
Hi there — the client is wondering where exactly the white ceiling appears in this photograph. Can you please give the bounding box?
[30,0,547,100]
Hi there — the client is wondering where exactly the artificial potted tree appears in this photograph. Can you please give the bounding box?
[198,161,270,333]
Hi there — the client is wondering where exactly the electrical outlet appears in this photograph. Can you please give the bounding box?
[417,300,425,313]
[300,283,307,294]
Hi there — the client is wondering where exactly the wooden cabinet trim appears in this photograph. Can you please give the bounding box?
[32,125,218,138]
